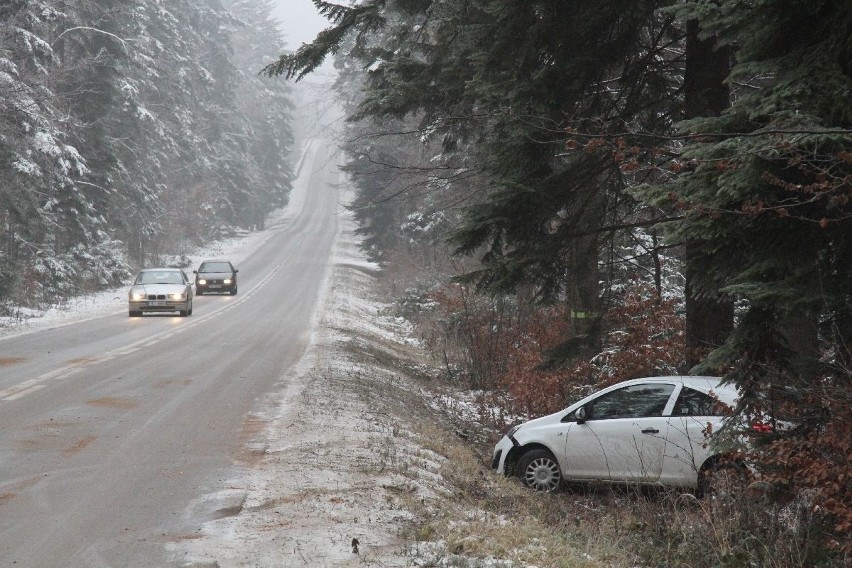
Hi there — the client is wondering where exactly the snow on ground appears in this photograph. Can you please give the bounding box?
[1,144,470,566]
[170,189,450,567]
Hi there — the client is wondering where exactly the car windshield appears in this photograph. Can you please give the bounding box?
[199,262,232,273]
[136,271,184,285]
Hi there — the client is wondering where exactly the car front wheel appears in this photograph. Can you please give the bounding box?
[518,449,562,492]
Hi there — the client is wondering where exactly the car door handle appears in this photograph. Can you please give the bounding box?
[641,428,660,434]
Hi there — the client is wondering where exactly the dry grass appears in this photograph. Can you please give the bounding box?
[318,262,849,568]
[338,308,848,568]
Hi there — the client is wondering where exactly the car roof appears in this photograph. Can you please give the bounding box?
[138,267,183,271]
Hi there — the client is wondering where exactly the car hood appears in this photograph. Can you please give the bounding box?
[512,408,573,434]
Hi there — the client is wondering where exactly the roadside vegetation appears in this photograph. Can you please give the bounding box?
[371,273,849,568]
[0,0,294,313]
[335,272,842,568]
[269,0,850,565]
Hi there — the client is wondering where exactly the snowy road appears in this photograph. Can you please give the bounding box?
[0,140,342,567]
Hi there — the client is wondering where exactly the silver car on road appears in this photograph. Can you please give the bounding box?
[128,268,194,317]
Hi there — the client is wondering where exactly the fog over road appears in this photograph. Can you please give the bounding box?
[0,140,342,567]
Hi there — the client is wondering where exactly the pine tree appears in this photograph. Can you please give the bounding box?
[0,0,100,304]
[640,0,852,545]
[652,0,852,382]
[269,1,685,351]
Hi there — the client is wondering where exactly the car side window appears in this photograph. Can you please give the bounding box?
[672,387,730,417]
[586,384,675,420]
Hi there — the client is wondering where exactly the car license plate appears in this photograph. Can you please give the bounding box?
[209,285,221,289]
[149,300,166,306]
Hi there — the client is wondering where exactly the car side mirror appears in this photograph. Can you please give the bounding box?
[576,406,587,425]
[192,270,197,274]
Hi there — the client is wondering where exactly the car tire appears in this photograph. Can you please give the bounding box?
[129,310,142,317]
[229,285,237,296]
[196,290,203,296]
[698,460,747,500]
[179,308,188,317]
[517,449,563,492]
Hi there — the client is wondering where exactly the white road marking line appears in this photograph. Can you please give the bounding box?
[4,384,46,400]
[0,379,41,399]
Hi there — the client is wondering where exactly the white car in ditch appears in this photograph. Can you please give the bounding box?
[492,376,742,495]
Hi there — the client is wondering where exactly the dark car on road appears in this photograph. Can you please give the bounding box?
[194,260,238,295]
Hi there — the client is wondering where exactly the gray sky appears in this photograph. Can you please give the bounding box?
[272,0,329,51]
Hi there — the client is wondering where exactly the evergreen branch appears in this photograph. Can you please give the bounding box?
[52,27,131,53]
[564,127,852,141]
[263,2,385,81]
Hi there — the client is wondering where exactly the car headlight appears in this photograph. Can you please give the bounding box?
[130,290,145,301]
[223,278,232,284]
[170,292,186,300]
[197,278,207,285]
[506,425,521,438]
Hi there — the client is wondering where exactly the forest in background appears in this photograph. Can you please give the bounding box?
[0,0,294,308]
[2,0,850,563]
[271,0,851,562]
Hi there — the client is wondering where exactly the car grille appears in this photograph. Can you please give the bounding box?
[147,294,167,300]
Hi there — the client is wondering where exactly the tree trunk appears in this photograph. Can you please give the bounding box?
[683,19,733,367]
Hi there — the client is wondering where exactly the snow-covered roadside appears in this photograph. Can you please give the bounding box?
[170,189,447,567]
[0,143,478,566]
[0,225,261,339]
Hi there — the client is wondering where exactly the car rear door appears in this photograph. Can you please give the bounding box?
[660,385,730,486]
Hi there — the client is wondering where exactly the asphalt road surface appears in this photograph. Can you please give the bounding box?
[0,139,342,567]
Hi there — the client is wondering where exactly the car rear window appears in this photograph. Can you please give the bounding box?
[672,387,731,417]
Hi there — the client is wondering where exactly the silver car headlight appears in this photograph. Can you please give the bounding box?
[197,278,207,285]
[130,289,145,301]
[170,292,186,300]
[223,278,232,284]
